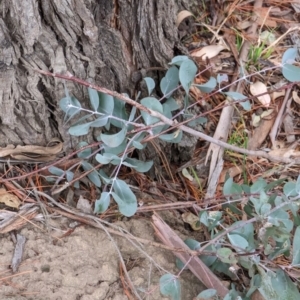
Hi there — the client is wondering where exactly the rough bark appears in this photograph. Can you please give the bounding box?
[0,0,191,150]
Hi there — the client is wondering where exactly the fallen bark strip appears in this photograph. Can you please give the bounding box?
[205,0,264,199]
[152,213,229,298]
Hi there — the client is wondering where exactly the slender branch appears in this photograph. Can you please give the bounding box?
[35,69,299,164]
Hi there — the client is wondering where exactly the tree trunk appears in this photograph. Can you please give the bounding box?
[0,0,190,150]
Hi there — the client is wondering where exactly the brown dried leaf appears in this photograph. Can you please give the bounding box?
[0,188,21,210]
[176,10,193,27]
[191,45,226,60]
[0,139,63,162]
[292,90,300,105]
[248,110,276,151]
[250,81,271,107]
[181,212,202,231]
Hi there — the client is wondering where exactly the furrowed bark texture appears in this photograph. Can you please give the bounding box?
[0,0,190,149]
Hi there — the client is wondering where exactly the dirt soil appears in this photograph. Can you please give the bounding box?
[1,213,204,300]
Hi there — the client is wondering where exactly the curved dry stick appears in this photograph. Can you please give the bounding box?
[34,68,296,165]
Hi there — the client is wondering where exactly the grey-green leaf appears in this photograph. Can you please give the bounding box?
[159,130,182,143]
[164,97,180,111]
[98,170,112,184]
[282,48,297,64]
[112,179,137,216]
[140,97,163,125]
[69,122,92,136]
[76,141,92,159]
[81,161,101,187]
[228,234,248,251]
[48,166,64,176]
[144,77,155,95]
[88,88,99,111]
[100,127,127,148]
[95,153,121,165]
[194,77,217,93]
[217,248,238,264]
[160,66,179,98]
[282,64,300,82]
[59,96,82,118]
[179,59,197,95]
[159,274,181,300]
[111,97,128,128]
[123,158,153,172]
[292,226,300,266]
[132,140,145,149]
[128,106,137,122]
[170,55,189,66]
[225,91,251,111]
[98,92,114,115]
[196,289,217,299]
[90,116,109,127]
[94,192,110,214]
[103,140,127,156]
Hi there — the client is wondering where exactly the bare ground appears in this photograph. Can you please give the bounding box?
[1,214,204,300]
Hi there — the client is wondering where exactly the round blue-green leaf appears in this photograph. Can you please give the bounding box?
[228,234,248,250]
[76,141,92,159]
[187,116,207,127]
[112,179,137,216]
[95,153,121,165]
[81,161,101,187]
[128,106,137,122]
[225,91,251,111]
[223,177,234,196]
[103,139,127,156]
[179,59,197,95]
[144,77,155,95]
[159,274,181,300]
[282,64,300,82]
[231,221,255,250]
[90,116,109,128]
[170,55,189,66]
[59,96,82,117]
[111,97,128,128]
[196,289,217,299]
[160,66,179,97]
[217,73,228,84]
[100,127,127,148]
[176,238,201,270]
[111,192,137,217]
[159,130,182,143]
[194,77,217,93]
[98,170,112,184]
[132,140,145,149]
[123,158,153,173]
[282,48,298,64]
[88,88,99,111]
[292,226,300,266]
[217,247,237,264]
[185,238,201,250]
[98,92,114,115]
[47,167,73,183]
[283,181,297,197]
[164,97,180,111]
[48,166,64,176]
[250,177,267,193]
[140,97,163,125]
[94,192,110,214]
[69,122,92,136]
[65,171,74,182]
